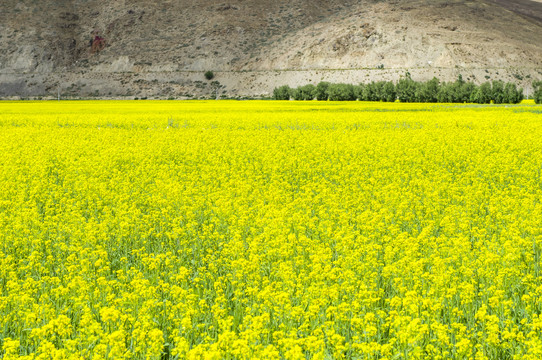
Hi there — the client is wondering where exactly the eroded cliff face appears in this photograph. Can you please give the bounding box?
[1,0,542,98]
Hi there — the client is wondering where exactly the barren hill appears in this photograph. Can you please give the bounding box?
[1,0,542,98]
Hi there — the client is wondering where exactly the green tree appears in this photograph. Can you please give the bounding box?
[300,84,316,100]
[437,82,453,103]
[491,80,505,104]
[396,73,418,102]
[327,83,356,101]
[292,87,303,101]
[504,82,523,104]
[273,85,292,100]
[373,82,386,101]
[315,82,331,101]
[363,82,378,102]
[533,81,542,104]
[458,82,477,103]
[472,82,492,104]
[449,74,465,103]
[354,84,365,101]
[416,78,440,103]
[381,81,397,102]
[292,85,316,100]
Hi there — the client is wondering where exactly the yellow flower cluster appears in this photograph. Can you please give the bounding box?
[1,100,542,359]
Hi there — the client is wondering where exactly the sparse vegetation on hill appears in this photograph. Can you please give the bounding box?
[1,0,542,98]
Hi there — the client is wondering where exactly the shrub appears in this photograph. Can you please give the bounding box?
[204,71,214,80]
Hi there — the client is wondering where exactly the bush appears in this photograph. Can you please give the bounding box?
[534,81,542,104]
[327,83,355,101]
[315,82,331,101]
[273,85,292,100]
[204,71,214,80]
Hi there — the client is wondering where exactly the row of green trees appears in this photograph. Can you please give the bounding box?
[274,75,530,104]
[534,81,542,104]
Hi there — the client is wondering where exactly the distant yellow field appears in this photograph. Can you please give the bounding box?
[1,100,542,359]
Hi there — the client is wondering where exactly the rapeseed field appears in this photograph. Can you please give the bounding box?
[1,100,542,359]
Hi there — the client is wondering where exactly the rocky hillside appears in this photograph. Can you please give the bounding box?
[1,0,542,98]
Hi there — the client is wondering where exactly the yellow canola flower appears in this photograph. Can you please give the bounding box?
[0,100,541,359]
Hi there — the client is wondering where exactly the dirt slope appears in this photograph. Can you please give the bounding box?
[1,0,542,98]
